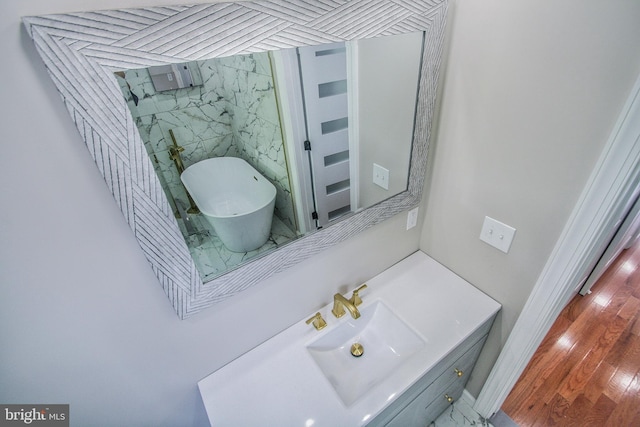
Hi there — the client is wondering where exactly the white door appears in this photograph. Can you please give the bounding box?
[297,42,351,227]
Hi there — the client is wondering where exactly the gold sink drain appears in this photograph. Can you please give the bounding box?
[350,343,364,357]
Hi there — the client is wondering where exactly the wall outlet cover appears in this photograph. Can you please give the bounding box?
[407,207,419,230]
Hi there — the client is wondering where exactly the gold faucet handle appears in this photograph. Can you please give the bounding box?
[305,312,327,331]
[168,129,185,151]
[349,284,368,306]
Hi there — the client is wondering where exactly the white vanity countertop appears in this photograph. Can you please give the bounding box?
[198,251,501,426]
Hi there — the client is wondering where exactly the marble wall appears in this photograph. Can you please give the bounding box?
[116,52,297,234]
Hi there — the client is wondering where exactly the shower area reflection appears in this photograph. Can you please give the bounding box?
[115,52,299,281]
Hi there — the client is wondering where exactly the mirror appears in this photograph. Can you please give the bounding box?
[113,33,424,282]
[23,0,448,318]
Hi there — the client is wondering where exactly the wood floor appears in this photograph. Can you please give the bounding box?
[502,240,640,426]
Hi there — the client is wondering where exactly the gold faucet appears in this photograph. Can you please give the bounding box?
[168,129,199,214]
[332,284,367,319]
[168,129,187,173]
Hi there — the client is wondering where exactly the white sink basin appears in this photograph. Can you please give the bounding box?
[306,301,425,406]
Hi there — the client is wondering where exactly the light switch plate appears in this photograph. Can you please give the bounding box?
[480,216,516,253]
[373,163,389,190]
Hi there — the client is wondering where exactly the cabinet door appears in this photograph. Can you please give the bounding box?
[386,377,465,427]
[367,315,496,427]
[385,341,483,427]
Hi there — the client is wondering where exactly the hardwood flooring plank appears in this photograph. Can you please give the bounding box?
[565,286,602,321]
[618,295,640,320]
[582,361,616,404]
[520,314,573,377]
[605,372,640,426]
[564,393,600,427]
[615,333,640,382]
[630,411,640,427]
[604,366,634,403]
[507,333,580,415]
[633,280,640,299]
[604,320,637,368]
[501,315,573,413]
[557,314,628,403]
[558,350,606,404]
[600,281,633,319]
[531,393,569,427]
[631,310,640,336]
[503,241,640,426]
[540,324,605,404]
[582,393,616,427]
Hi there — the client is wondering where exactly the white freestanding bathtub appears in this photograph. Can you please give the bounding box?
[181,157,277,253]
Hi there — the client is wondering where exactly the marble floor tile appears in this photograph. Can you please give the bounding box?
[184,213,298,281]
[433,391,493,427]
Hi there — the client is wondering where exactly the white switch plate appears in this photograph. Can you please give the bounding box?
[407,207,419,230]
[480,216,516,253]
[373,163,389,190]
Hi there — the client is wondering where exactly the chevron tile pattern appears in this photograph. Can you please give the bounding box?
[23,0,448,318]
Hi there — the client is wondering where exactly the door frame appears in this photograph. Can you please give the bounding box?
[474,73,640,417]
[579,187,640,296]
[271,49,316,234]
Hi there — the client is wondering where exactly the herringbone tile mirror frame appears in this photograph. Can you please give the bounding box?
[24,0,448,318]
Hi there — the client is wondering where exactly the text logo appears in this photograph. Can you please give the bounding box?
[1,405,68,427]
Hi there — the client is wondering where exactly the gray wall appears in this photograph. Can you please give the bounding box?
[357,32,423,209]
[0,1,421,425]
[3,0,640,425]
[421,0,640,397]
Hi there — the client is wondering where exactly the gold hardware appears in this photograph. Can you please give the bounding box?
[445,394,454,403]
[349,284,368,307]
[168,129,186,171]
[332,292,361,319]
[350,343,364,357]
[168,129,199,214]
[454,368,463,377]
[332,284,367,319]
[305,312,327,331]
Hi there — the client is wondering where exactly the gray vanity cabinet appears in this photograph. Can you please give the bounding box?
[368,314,496,426]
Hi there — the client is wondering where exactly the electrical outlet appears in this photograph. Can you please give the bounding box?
[407,207,419,230]
[480,216,516,253]
[373,163,389,190]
